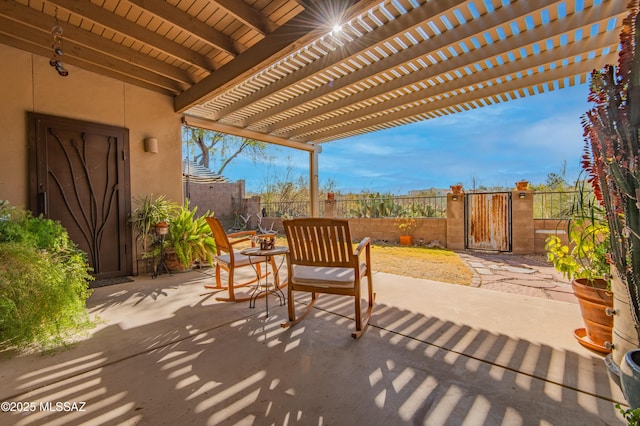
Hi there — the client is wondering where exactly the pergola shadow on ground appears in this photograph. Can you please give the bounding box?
[0,269,625,425]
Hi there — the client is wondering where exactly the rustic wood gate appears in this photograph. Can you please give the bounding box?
[465,192,512,252]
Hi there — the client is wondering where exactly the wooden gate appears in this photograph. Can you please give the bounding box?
[465,192,512,252]
[28,113,132,279]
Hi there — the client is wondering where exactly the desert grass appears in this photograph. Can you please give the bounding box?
[369,244,473,285]
[272,236,473,286]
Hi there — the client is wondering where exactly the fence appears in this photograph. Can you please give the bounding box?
[335,195,447,218]
[260,192,578,219]
[260,200,315,218]
[533,191,577,219]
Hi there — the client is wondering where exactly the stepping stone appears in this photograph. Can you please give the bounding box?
[504,279,555,289]
[487,264,536,274]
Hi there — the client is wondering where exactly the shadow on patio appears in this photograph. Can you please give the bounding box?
[0,270,626,425]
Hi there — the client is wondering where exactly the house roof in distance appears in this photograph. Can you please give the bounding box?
[182,160,228,184]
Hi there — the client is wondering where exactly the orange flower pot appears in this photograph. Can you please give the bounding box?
[399,235,413,246]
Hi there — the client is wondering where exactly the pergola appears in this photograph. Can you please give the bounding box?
[1,0,626,214]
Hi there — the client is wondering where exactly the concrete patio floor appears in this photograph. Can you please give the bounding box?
[0,265,628,425]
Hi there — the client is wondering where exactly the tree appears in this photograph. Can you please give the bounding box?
[258,157,336,216]
[545,160,569,190]
[183,126,270,175]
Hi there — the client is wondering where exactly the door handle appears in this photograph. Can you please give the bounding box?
[39,192,47,216]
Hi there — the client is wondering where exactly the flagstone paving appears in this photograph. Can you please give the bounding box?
[458,251,578,304]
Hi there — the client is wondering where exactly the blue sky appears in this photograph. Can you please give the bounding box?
[216,82,591,195]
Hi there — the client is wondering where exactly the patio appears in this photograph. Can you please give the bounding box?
[0,263,626,425]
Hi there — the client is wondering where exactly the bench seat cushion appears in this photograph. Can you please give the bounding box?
[290,264,367,288]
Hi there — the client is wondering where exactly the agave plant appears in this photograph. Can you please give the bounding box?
[581,1,640,340]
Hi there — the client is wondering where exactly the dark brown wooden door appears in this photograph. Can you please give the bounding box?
[28,113,132,279]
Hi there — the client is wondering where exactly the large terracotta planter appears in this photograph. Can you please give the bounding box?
[163,250,193,273]
[572,278,613,353]
[399,235,413,246]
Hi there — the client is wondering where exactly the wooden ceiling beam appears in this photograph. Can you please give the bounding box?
[249,0,624,132]
[245,0,561,131]
[213,0,277,36]
[127,0,241,56]
[0,0,194,86]
[212,0,469,121]
[0,33,175,96]
[174,0,368,113]
[266,3,624,136]
[307,51,617,142]
[0,16,185,92]
[46,0,216,71]
[182,115,317,152]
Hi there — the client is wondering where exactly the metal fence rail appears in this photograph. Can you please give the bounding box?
[259,192,581,220]
[335,196,447,218]
[533,191,577,219]
[260,200,313,218]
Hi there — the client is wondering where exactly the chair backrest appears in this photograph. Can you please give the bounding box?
[205,217,231,254]
[283,218,355,268]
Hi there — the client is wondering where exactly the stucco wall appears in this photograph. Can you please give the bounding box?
[0,44,183,209]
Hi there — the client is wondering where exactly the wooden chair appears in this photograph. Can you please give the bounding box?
[281,218,374,338]
[205,217,278,302]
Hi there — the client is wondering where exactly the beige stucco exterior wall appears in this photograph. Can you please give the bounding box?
[0,43,183,209]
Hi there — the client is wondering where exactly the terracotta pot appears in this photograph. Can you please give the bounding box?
[572,278,613,352]
[399,235,413,246]
[515,180,529,191]
[155,222,169,235]
[163,250,192,273]
[450,185,463,195]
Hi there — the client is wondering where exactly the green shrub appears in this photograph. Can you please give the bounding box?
[0,202,94,350]
[166,199,216,268]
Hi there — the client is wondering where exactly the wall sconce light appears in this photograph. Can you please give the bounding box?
[452,195,458,201]
[519,192,526,199]
[144,137,158,153]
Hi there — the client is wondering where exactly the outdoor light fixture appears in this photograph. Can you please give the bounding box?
[519,192,526,199]
[144,137,158,153]
[452,195,459,201]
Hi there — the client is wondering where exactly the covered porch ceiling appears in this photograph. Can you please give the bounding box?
[1,0,626,149]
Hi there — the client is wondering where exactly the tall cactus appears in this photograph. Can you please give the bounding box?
[582,0,640,341]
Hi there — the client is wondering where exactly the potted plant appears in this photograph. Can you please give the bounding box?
[515,180,530,191]
[130,194,177,256]
[580,0,640,391]
[164,199,216,272]
[394,217,417,246]
[450,183,464,195]
[545,180,612,353]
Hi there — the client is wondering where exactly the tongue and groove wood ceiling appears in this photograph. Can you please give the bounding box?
[0,0,626,147]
